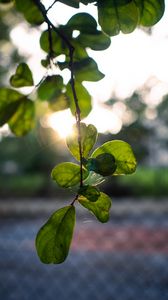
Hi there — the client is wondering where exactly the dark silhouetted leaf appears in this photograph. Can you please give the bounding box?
[36,205,75,264]
[86,153,117,176]
[98,0,139,36]
[0,0,13,3]
[8,99,35,136]
[10,63,34,87]
[92,140,137,175]
[81,0,97,4]
[135,0,165,26]
[79,185,100,202]
[51,162,89,188]
[67,12,97,33]
[77,31,111,50]
[59,0,79,8]
[66,123,97,160]
[79,192,111,222]
[15,0,44,25]
[66,82,92,118]
[74,57,104,82]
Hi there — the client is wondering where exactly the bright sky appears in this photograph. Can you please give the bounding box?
[10,2,168,137]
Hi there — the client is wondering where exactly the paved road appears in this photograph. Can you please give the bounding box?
[0,213,168,300]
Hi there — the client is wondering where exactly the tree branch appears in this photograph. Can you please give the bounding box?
[46,0,58,13]
[33,0,83,189]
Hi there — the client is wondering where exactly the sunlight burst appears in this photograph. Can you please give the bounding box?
[47,110,75,138]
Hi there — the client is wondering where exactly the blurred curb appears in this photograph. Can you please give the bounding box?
[0,198,168,217]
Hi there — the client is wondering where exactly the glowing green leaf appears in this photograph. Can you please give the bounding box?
[38,75,64,101]
[49,93,69,112]
[0,88,34,135]
[15,0,44,25]
[79,185,100,202]
[135,0,165,26]
[10,63,34,88]
[79,192,111,223]
[74,57,104,82]
[92,140,137,175]
[36,205,75,264]
[8,99,35,136]
[66,82,92,118]
[83,172,105,186]
[86,153,117,176]
[66,123,97,161]
[0,88,23,126]
[51,162,89,188]
[98,0,139,36]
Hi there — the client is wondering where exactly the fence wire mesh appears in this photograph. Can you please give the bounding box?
[0,200,168,300]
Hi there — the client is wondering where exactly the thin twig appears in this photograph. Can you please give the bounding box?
[33,0,73,51]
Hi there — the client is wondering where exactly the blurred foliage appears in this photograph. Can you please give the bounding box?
[117,167,168,197]
[0,7,23,84]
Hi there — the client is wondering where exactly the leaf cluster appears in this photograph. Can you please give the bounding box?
[36,122,136,264]
[0,0,165,135]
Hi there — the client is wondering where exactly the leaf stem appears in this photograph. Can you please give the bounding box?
[71,194,79,206]
[69,47,83,188]
[34,0,84,191]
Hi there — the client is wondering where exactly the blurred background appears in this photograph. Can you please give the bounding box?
[0,1,168,300]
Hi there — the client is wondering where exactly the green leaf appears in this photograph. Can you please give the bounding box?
[40,30,68,57]
[79,185,100,202]
[66,123,97,161]
[15,0,44,25]
[0,89,35,135]
[8,99,35,136]
[86,153,117,176]
[92,140,137,175]
[135,0,165,26]
[98,0,139,36]
[36,205,75,264]
[0,88,24,126]
[49,93,69,112]
[83,171,105,186]
[77,31,111,51]
[81,0,97,4]
[79,192,111,223]
[38,75,64,101]
[66,82,92,118]
[67,13,97,33]
[10,63,34,88]
[51,162,89,188]
[59,0,79,8]
[74,57,104,82]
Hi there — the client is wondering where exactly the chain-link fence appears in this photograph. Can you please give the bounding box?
[0,199,168,300]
